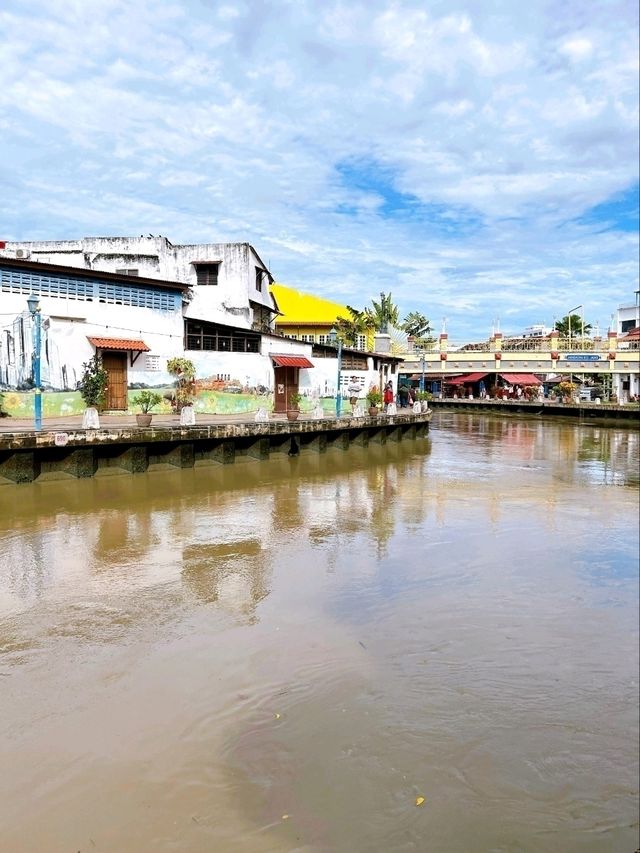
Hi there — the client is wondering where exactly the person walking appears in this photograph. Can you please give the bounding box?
[383,381,394,412]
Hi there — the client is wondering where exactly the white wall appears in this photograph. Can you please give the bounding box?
[3,237,275,331]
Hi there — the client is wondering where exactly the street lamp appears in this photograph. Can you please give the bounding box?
[568,304,583,349]
[27,295,42,431]
[419,350,426,393]
[328,326,343,418]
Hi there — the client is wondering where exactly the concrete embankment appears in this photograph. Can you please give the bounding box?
[429,398,639,424]
[0,411,431,485]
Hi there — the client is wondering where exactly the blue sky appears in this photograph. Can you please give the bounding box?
[0,0,638,341]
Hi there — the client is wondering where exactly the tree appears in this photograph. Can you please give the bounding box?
[555,314,592,337]
[335,306,375,346]
[366,292,399,332]
[79,355,109,408]
[401,311,432,340]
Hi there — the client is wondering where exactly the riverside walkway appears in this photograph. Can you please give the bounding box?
[0,409,432,485]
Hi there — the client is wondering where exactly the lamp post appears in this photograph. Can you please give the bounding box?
[328,327,343,418]
[27,295,42,431]
[568,304,583,349]
[419,350,426,393]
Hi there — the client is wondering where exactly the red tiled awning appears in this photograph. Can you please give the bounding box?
[88,337,150,352]
[445,372,488,385]
[270,354,314,368]
[498,373,542,385]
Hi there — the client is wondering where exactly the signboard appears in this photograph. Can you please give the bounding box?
[565,354,601,362]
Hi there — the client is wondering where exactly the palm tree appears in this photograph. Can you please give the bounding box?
[335,306,376,346]
[366,292,399,332]
[555,314,592,337]
[401,311,432,340]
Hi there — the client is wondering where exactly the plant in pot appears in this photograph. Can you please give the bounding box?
[167,357,197,423]
[366,388,382,416]
[287,391,302,421]
[556,380,577,403]
[79,355,109,429]
[131,390,163,427]
[416,390,432,412]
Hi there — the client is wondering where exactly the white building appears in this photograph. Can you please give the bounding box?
[1,236,277,333]
[0,255,395,415]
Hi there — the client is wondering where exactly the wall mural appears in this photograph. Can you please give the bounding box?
[0,312,371,420]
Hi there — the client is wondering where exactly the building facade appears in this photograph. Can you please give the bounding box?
[1,236,277,333]
[0,256,398,418]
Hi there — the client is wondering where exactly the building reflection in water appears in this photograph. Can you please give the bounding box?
[181,539,270,624]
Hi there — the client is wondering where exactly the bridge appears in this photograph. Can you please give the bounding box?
[399,331,639,398]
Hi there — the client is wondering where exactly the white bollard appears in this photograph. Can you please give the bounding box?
[413,401,421,413]
[82,407,100,429]
[386,402,397,415]
[353,404,365,418]
[180,405,196,426]
[254,407,269,422]
[312,404,324,420]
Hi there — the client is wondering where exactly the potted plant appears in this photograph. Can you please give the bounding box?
[166,357,197,422]
[366,388,382,416]
[287,391,302,421]
[416,390,432,412]
[556,380,577,403]
[131,390,162,427]
[79,354,109,429]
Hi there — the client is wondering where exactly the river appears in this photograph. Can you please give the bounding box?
[0,414,638,853]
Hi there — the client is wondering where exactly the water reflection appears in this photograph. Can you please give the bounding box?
[0,418,637,852]
[182,539,270,622]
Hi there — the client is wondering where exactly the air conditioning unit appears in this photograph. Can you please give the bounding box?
[15,249,30,259]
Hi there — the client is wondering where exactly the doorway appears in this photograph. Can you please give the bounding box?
[273,366,298,413]
[101,351,128,410]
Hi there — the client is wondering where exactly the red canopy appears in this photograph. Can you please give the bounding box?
[88,336,149,351]
[445,372,488,385]
[270,354,314,368]
[498,373,542,385]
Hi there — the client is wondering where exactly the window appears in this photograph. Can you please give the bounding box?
[621,319,637,333]
[116,268,139,276]
[356,334,367,350]
[146,355,160,371]
[317,334,326,345]
[184,319,260,353]
[301,334,315,343]
[195,263,219,286]
[255,268,265,292]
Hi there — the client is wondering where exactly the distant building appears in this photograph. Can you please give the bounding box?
[270,283,359,346]
[522,324,552,338]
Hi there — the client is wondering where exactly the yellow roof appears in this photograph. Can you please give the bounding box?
[270,283,348,325]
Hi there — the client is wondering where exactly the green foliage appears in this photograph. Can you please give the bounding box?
[554,314,592,337]
[335,306,375,346]
[79,355,109,408]
[416,390,432,401]
[367,292,399,332]
[131,390,163,413]
[552,380,577,399]
[166,357,196,380]
[288,391,302,409]
[401,311,432,339]
[366,388,382,407]
[166,357,196,409]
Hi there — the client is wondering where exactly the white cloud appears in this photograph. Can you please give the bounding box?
[0,0,637,340]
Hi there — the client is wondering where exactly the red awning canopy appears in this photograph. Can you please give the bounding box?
[445,372,488,385]
[271,354,314,368]
[88,337,150,352]
[498,373,542,385]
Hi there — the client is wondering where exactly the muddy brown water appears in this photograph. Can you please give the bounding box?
[1,414,638,853]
